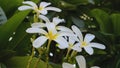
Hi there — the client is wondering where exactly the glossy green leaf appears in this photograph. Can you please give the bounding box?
[110,13,120,36]
[0,10,31,49]
[5,56,53,68]
[90,9,113,34]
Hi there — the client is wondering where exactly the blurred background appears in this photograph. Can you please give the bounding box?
[0,0,120,68]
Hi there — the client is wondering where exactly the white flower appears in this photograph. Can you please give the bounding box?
[26,23,73,49]
[62,55,100,68]
[65,36,81,52]
[39,15,73,33]
[18,1,61,15]
[71,25,106,55]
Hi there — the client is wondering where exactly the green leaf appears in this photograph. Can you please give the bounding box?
[0,50,15,61]
[0,63,7,68]
[0,10,31,49]
[64,0,89,5]
[90,9,113,34]
[110,13,120,36]
[0,0,24,18]
[0,7,7,25]
[71,16,85,29]
[5,56,53,68]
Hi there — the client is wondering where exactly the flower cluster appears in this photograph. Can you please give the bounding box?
[18,1,106,68]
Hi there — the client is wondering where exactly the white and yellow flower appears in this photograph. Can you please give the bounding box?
[71,25,106,55]
[62,55,100,68]
[26,23,73,49]
[39,15,73,33]
[18,1,61,15]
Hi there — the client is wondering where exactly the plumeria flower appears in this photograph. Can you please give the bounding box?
[71,25,106,55]
[18,1,61,15]
[26,23,73,49]
[65,36,81,52]
[39,15,73,33]
[62,55,100,68]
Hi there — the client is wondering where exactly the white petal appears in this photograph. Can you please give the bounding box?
[89,43,106,49]
[26,28,41,33]
[84,46,94,55]
[26,28,47,34]
[33,36,48,48]
[39,15,50,23]
[72,25,83,41]
[23,1,37,7]
[39,9,48,15]
[75,55,86,68]
[45,7,61,12]
[57,31,75,37]
[91,66,100,68]
[39,2,51,8]
[72,43,82,52]
[54,37,68,49]
[18,6,33,11]
[31,23,46,28]
[84,34,95,43]
[46,23,57,35]
[69,36,76,45]
[56,26,73,33]
[52,17,64,25]
[62,63,75,68]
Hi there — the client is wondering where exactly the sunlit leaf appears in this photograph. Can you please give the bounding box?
[5,56,53,68]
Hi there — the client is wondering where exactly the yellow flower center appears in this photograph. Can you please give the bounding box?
[46,31,58,40]
[39,6,44,10]
[81,41,87,47]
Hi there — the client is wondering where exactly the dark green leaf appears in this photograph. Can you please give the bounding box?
[110,13,120,36]
[90,9,113,34]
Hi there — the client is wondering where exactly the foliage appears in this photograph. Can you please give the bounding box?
[0,0,120,68]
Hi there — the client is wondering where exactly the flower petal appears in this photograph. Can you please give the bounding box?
[90,66,100,68]
[52,17,64,25]
[84,34,95,43]
[62,63,75,68]
[26,28,47,34]
[26,28,41,33]
[56,26,73,33]
[39,9,48,15]
[46,23,57,35]
[54,37,68,49]
[57,31,75,37]
[84,46,93,55]
[89,43,106,49]
[33,36,48,48]
[72,43,82,52]
[18,6,33,11]
[39,15,50,23]
[39,2,51,8]
[75,55,86,68]
[45,7,61,12]
[72,25,83,41]
[31,23,46,28]
[23,1,37,7]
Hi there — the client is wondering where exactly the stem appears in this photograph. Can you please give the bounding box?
[70,50,77,59]
[46,40,51,68]
[34,56,41,68]
[27,47,35,68]
[64,48,71,61]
